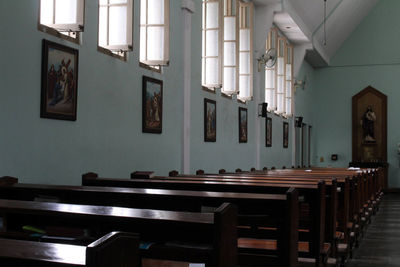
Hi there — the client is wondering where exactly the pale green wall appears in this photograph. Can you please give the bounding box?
[312,0,400,187]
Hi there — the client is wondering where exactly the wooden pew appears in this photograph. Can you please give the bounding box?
[82,173,327,267]
[0,199,237,267]
[0,231,140,267]
[0,177,299,267]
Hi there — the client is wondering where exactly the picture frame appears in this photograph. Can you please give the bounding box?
[41,39,79,121]
[266,117,272,147]
[142,76,163,133]
[283,121,289,148]
[204,98,216,142]
[239,107,248,143]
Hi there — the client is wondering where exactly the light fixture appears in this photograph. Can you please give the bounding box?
[295,116,303,128]
[258,103,268,117]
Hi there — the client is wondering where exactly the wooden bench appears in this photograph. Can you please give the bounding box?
[0,231,140,267]
[82,173,327,267]
[0,199,237,267]
[0,177,299,267]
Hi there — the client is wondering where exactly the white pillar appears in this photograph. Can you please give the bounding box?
[181,0,195,174]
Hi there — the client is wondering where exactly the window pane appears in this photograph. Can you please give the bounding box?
[239,76,250,99]
[277,76,284,93]
[110,0,128,3]
[99,6,108,46]
[239,52,250,74]
[140,0,146,25]
[41,0,54,25]
[286,63,292,79]
[55,0,77,24]
[265,89,274,107]
[205,58,219,85]
[286,81,292,97]
[239,29,250,50]
[100,0,107,4]
[224,42,235,66]
[277,57,284,75]
[206,2,219,29]
[109,6,127,45]
[277,94,284,113]
[206,30,218,57]
[147,26,165,61]
[148,0,164,24]
[140,26,147,61]
[224,17,235,41]
[265,69,274,89]
[223,67,236,92]
[286,99,292,115]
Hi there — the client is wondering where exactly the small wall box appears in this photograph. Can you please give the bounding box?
[331,154,338,161]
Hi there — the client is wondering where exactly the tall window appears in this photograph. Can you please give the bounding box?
[39,0,85,40]
[98,0,133,56]
[265,28,277,111]
[238,1,253,101]
[202,0,222,89]
[140,0,170,66]
[221,0,238,95]
[265,28,293,116]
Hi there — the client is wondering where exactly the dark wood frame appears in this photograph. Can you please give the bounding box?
[238,107,248,143]
[266,117,272,147]
[283,121,289,148]
[40,39,79,121]
[142,76,163,134]
[204,98,217,142]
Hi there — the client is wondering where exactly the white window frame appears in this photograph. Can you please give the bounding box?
[276,37,286,114]
[202,0,223,90]
[140,0,170,66]
[98,0,133,55]
[237,1,253,102]
[285,44,293,116]
[221,0,239,95]
[39,0,85,42]
[265,28,277,111]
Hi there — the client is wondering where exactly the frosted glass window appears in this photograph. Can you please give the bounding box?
[206,58,219,85]
[277,57,284,75]
[286,64,292,79]
[239,52,250,74]
[40,0,84,33]
[109,6,127,45]
[286,81,292,97]
[98,7,108,46]
[286,99,291,115]
[277,94,284,113]
[265,89,275,109]
[223,68,236,92]
[206,2,219,28]
[148,27,165,60]
[55,0,77,24]
[238,1,253,101]
[148,0,164,24]
[265,69,275,89]
[202,0,221,88]
[110,0,127,3]
[239,29,250,50]
[140,0,169,65]
[224,42,236,66]
[224,17,235,41]
[277,76,284,93]
[206,30,219,57]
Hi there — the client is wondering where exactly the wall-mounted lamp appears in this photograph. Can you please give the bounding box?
[295,116,303,128]
[258,103,268,117]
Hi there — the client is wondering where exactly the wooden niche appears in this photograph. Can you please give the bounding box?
[352,86,387,163]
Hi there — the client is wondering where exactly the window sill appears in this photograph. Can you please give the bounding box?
[139,62,162,73]
[202,86,216,94]
[97,46,127,61]
[221,92,233,99]
[38,24,81,44]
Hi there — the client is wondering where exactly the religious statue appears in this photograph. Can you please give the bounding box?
[361,106,376,143]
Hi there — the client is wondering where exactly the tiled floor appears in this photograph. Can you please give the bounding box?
[348,193,400,267]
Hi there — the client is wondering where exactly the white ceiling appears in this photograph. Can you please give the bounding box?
[252,0,380,62]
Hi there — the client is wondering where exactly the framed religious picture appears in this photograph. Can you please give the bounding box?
[142,76,163,133]
[204,98,216,142]
[283,121,289,148]
[40,39,79,121]
[266,117,272,147]
[239,107,248,143]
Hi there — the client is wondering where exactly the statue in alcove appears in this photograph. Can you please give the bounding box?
[361,106,376,143]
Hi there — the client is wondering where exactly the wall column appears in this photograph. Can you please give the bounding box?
[181,0,195,174]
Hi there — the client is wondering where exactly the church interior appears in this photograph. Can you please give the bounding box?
[1,0,400,266]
